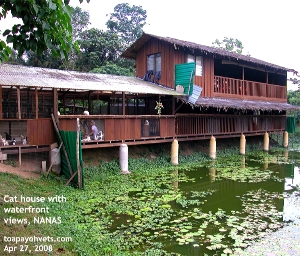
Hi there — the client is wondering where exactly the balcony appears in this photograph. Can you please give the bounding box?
[214,76,286,102]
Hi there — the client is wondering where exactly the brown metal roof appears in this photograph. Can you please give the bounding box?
[0,64,184,96]
[122,33,294,73]
[182,97,300,111]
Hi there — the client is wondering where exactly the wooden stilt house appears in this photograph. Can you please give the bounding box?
[0,33,299,164]
[121,33,299,140]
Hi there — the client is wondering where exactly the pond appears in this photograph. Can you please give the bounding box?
[105,149,300,255]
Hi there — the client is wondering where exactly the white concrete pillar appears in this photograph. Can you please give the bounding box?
[263,132,269,151]
[240,134,246,155]
[283,131,289,148]
[171,139,179,166]
[119,144,130,174]
[209,136,216,159]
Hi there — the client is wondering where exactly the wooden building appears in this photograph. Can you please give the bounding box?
[0,33,299,164]
[121,33,299,140]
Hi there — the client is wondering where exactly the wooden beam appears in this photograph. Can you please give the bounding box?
[51,114,73,177]
[17,86,21,119]
[53,88,58,121]
[76,118,82,189]
[35,87,38,119]
[122,92,125,115]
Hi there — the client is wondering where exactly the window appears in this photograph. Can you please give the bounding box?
[144,53,161,83]
[147,53,161,72]
[187,54,203,76]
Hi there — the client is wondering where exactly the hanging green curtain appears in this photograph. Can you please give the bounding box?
[59,130,84,189]
[286,116,296,133]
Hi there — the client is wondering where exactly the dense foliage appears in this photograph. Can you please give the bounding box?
[1,2,146,76]
[0,0,90,61]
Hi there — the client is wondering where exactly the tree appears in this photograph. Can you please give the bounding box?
[76,28,123,72]
[288,71,300,91]
[23,6,90,70]
[3,49,25,65]
[287,90,300,105]
[0,0,89,62]
[90,61,133,76]
[106,3,147,48]
[212,37,244,54]
[25,49,63,69]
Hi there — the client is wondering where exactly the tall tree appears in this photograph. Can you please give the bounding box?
[212,37,244,54]
[106,3,147,48]
[25,49,63,69]
[24,6,90,70]
[76,28,122,72]
[0,0,89,62]
[287,90,300,106]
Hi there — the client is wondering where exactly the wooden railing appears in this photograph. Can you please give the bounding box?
[58,115,176,143]
[214,76,286,100]
[58,114,286,147]
[176,114,286,137]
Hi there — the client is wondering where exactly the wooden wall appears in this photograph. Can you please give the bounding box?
[27,118,56,145]
[135,38,215,97]
[104,119,141,141]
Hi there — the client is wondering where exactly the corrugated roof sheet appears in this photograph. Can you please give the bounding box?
[122,33,295,73]
[0,64,184,96]
[182,97,300,111]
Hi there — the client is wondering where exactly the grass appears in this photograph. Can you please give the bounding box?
[0,174,75,255]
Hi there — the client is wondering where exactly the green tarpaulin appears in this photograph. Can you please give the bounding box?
[59,130,84,189]
[286,116,296,133]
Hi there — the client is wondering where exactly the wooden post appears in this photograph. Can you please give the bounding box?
[76,118,82,188]
[53,88,59,122]
[35,87,38,119]
[51,114,73,176]
[18,146,21,165]
[122,92,125,115]
[17,86,21,119]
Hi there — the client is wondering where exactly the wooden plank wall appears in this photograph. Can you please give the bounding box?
[160,118,175,137]
[135,38,214,96]
[104,119,141,141]
[58,119,77,131]
[27,118,56,145]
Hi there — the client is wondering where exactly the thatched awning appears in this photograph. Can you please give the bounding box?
[182,97,300,112]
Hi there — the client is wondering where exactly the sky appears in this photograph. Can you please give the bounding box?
[1,0,299,90]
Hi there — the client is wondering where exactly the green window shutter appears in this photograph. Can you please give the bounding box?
[175,62,195,95]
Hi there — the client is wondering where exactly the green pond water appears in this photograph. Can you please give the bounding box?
[109,150,300,255]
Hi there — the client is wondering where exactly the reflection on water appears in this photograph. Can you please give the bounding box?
[284,166,300,223]
[108,150,300,255]
[162,151,299,255]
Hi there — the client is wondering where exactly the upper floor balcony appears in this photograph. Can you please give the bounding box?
[213,76,287,102]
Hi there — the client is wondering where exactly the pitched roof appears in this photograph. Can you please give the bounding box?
[122,33,294,73]
[0,64,184,96]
